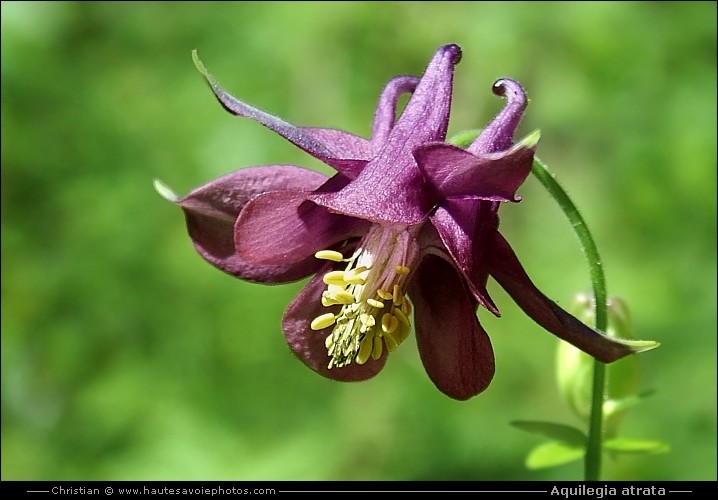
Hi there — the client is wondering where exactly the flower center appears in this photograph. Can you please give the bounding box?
[311,225,419,369]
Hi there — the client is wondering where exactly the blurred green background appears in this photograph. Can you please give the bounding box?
[2,1,715,481]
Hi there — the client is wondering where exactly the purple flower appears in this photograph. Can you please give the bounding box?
[155,44,643,400]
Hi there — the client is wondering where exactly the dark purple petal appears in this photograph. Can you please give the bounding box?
[428,199,500,314]
[487,232,638,363]
[156,165,328,283]
[185,209,321,283]
[371,76,420,144]
[302,76,420,169]
[299,128,370,177]
[470,78,528,154]
[310,44,462,224]
[175,165,328,218]
[298,128,371,160]
[414,139,536,202]
[311,170,353,195]
[409,253,495,400]
[193,51,362,174]
[234,190,370,267]
[283,265,388,381]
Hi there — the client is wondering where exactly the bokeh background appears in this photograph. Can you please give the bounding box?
[2,1,715,481]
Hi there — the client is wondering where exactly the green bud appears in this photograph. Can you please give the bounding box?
[556,295,642,436]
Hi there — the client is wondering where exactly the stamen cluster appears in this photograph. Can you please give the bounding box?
[310,231,414,369]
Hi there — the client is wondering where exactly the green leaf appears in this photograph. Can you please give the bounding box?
[604,438,670,455]
[604,389,656,417]
[511,420,587,447]
[526,441,585,469]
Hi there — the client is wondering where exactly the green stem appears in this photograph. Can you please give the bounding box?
[531,156,607,481]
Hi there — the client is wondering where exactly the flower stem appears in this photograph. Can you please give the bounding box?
[530,156,607,481]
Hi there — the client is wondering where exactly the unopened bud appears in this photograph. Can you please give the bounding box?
[556,294,642,435]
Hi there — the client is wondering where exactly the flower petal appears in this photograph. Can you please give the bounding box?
[409,253,495,400]
[234,190,369,267]
[192,51,364,176]
[283,264,388,381]
[310,44,462,224]
[487,232,640,363]
[155,165,328,283]
[299,127,371,177]
[172,165,328,218]
[469,78,528,154]
[371,75,420,144]
[301,75,421,170]
[428,199,500,314]
[414,138,536,202]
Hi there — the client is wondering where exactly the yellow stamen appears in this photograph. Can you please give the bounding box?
[371,335,383,360]
[393,284,403,306]
[383,331,399,352]
[359,313,376,330]
[356,333,374,365]
[381,313,398,334]
[393,307,410,327]
[323,271,347,286]
[311,313,336,330]
[401,296,412,315]
[323,289,355,305]
[366,298,384,308]
[314,250,345,262]
[344,266,369,285]
[394,321,410,344]
[376,289,393,301]
[394,264,411,275]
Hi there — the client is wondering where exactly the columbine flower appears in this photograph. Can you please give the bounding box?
[155,44,643,400]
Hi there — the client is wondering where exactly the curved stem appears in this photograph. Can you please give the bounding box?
[531,156,607,481]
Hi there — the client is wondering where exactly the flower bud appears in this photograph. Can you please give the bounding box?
[556,294,642,434]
